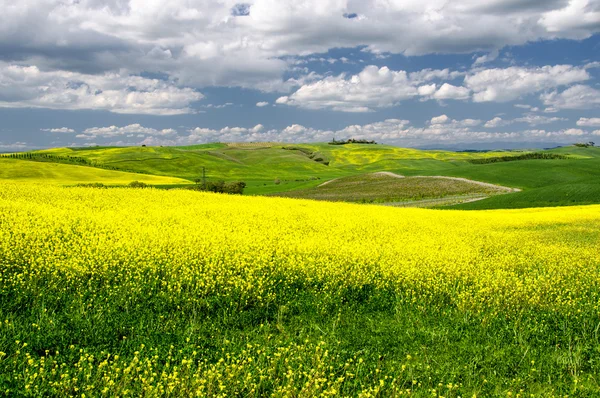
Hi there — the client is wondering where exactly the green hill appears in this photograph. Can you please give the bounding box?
[0,158,190,186]
[3,143,600,209]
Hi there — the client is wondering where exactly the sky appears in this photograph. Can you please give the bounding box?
[1,0,600,150]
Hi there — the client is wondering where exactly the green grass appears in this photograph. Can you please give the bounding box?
[270,172,510,204]
[0,158,190,186]
[8,143,600,208]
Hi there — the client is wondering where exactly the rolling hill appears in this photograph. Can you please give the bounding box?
[2,143,600,209]
[0,158,190,186]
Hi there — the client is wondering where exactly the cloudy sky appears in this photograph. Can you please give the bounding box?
[1,0,600,150]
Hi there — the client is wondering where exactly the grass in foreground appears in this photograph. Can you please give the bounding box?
[1,183,599,396]
[270,172,513,204]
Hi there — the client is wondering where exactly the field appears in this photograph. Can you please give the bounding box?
[6,143,596,209]
[270,172,515,204]
[0,158,190,186]
[1,183,600,396]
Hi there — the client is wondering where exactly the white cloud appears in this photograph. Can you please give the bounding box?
[541,85,600,109]
[514,114,568,126]
[278,63,594,111]
[473,49,500,66]
[41,127,75,133]
[0,64,203,115]
[484,117,510,128]
[78,124,179,140]
[485,114,567,128]
[432,83,471,100]
[0,142,29,151]
[539,0,600,37]
[465,65,590,102]
[577,117,600,126]
[276,65,419,112]
[0,0,598,103]
[514,104,540,112]
[431,115,450,125]
[562,128,586,136]
[256,101,269,107]
[430,115,481,127]
[417,84,437,97]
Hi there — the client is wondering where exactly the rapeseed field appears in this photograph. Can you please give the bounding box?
[1,183,599,396]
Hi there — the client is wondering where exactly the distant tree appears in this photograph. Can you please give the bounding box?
[128,181,149,188]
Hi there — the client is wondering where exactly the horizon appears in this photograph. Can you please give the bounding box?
[1,1,600,150]
[0,140,584,154]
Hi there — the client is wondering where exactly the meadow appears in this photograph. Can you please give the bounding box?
[11,143,599,209]
[0,158,189,186]
[1,183,600,396]
[270,172,512,204]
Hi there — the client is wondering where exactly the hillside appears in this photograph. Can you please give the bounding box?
[270,172,516,206]
[4,143,600,209]
[0,158,190,186]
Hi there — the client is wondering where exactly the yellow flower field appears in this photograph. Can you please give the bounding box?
[1,183,599,396]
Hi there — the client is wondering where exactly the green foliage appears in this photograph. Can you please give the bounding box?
[128,180,149,188]
[468,152,568,164]
[329,138,377,145]
[188,180,247,194]
[74,182,107,188]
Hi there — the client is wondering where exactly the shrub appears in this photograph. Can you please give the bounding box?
[128,181,149,189]
[187,181,246,195]
[468,152,567,164]
[75,182,107,188]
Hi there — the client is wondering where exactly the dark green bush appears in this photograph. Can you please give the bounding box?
[128,181,149,188]
[469,152,567,164]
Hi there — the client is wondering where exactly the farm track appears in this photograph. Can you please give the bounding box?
[379,194,490,208]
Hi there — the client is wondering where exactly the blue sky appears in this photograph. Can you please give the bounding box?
[1,0,600,150]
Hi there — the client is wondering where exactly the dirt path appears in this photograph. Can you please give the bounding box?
[317,178,340,187]
[380,194,490,208]
[413,175,520,192]
[372,171,405,179]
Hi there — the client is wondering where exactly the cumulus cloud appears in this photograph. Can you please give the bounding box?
[0,141,29,151]
[256,101,269,107]
[514,104,540,112]
[539,0,600,37]
[41,127,75,133]
[0,0,598,104]
[276,66,419,112]
[430,115,481,127]
[577,117,600,126]
[484,114,568,128]
[465,65,590,102]
[0,64,203,115]
[473,49,500,66]
[514,114,568,125]
[430,115,450,125]
[77,124,179,140]
[541,85,600,109]
[484,117,511,128]
[432,83,471,100]
[277,65,473,111]
[277,63,595,111]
